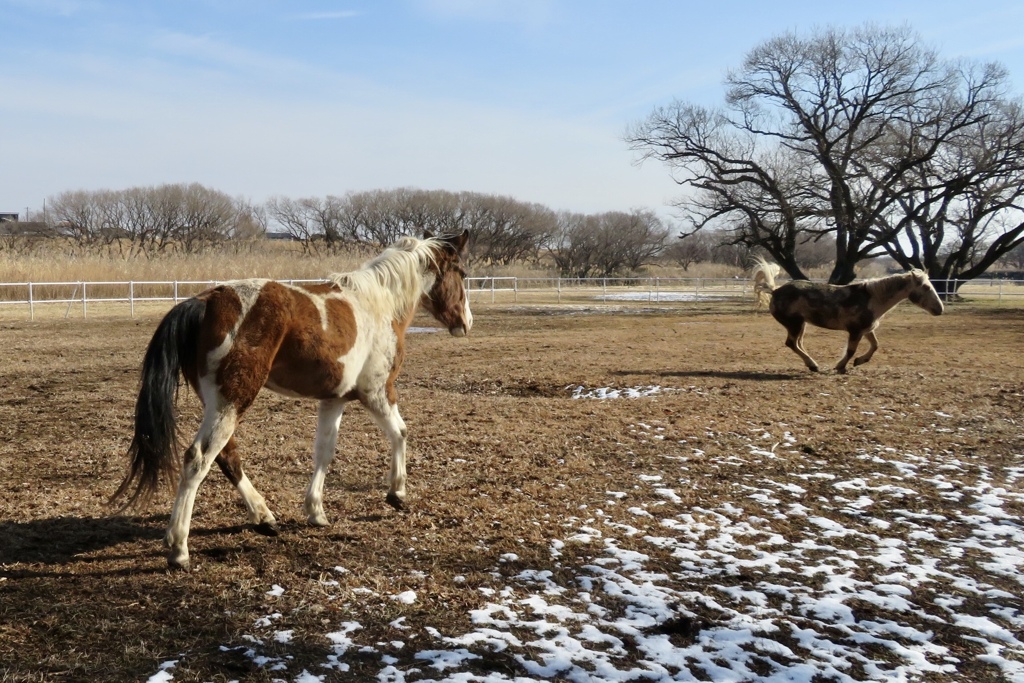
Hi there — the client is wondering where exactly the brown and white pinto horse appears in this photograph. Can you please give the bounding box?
[112,232,472,570]
[752,256,943,373]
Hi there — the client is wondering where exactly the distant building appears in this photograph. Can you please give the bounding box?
[0,212,18,222]
[0,220,53,237]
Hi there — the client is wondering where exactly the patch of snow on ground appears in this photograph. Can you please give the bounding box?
[596,292,732,302]
[148,427,1024,682]
[570,385,677,399]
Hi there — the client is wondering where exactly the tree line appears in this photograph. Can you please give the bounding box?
[23,184,266,259]
[15,175,1024,281]
[22,184,679,278]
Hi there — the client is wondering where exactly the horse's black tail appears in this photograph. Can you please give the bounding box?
[111,297,206,510]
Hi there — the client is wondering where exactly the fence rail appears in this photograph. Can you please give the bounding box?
[1,276,1023,320]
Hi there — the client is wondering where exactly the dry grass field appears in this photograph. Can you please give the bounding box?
[1,300,1022,682]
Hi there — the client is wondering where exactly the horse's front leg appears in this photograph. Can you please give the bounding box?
[363,393,409,510]
[304,399,346,527]
[835,331,864,374]
[853,331,879,367]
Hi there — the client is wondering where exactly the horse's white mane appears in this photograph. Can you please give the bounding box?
[329,236,441,320]
[863,269,931,299]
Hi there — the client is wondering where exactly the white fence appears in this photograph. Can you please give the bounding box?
[467,276,1024,306]
[1,276,1023,320]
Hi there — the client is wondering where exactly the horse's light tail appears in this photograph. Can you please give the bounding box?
[750,256,780,308]
[111,297,206,510]
[750,255,779,291]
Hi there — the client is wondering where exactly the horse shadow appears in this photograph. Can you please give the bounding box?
[0,514,166,568]
[0,513,275,577]
[612,369,805,381]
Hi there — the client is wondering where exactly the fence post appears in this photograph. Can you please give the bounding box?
[514,277,518,303]
[28,282,34,321]
[174,281,179,304]
[64,284,78,319]
[130,281,135,318]
[491,277,495,304]
[82,281,88,319]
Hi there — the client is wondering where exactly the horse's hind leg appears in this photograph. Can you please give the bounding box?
[303,398,346,527]
[853,331,878,367]
[165,405,239,570]
[216,437,278,536]
[785,321,819,372]
[835,330,865,374]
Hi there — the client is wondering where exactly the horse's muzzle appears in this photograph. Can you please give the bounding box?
[450,325,467,337]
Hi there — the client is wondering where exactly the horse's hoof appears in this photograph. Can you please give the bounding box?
[254,521,280,537]
[167,555,190,572]
[808,366,819,373]
[835,367,848,375]
[385,492,406,511]
[307,515,330,527]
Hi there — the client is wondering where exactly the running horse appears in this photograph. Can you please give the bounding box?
[751,256,943,373]
[112,232,473,570]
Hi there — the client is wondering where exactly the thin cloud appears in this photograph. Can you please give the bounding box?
[413,0,556,26]
[150,31,316,78]
[291,10,361,21]
[1,0,99,17]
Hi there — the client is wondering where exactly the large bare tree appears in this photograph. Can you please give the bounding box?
[870,98,1024,288]
[628,24,1021,286]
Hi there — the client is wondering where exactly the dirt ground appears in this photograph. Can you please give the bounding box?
[1,300,1022,681]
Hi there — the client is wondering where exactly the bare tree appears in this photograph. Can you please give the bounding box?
[1000,242,1024,271]
[665,229,713,271]
[48,190,107,249]
[550,212,598,278]
[265,196,332,254]
[230,197,268,242]
[329,188,555,265]
[871,98,1024,290]
[794,234,836,271]
[629,24,1016,285]
[173,183,237,254]
[344,188,421,245]
[550,209,669,277]
[462,193,557,266]
[614,209,670,272]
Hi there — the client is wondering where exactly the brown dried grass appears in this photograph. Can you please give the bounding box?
[0,302,1021,680]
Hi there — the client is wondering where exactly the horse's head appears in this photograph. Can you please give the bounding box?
[422,230,473,337]
[908,270,944,316]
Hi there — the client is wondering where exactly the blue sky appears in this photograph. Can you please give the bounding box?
[3,0,1024,220]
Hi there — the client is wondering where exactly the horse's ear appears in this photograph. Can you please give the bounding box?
[453,229,470,253]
